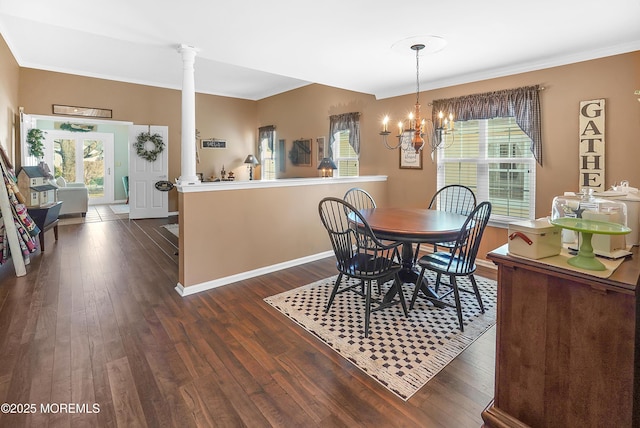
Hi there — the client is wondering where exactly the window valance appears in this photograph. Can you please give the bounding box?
[328,112,360,157]
[432,85,542,165]
[258,125,276,151]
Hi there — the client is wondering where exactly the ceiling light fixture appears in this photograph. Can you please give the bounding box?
[380,42,454,156]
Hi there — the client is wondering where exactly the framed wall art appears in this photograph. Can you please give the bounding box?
[316,136,326,164]
[399,148,423,169]
[278,139,286,172]
[289,139,312,166]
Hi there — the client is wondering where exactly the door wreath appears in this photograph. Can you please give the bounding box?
[134,132,165,162]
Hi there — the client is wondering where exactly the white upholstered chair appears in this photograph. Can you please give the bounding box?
[55,177,89,216]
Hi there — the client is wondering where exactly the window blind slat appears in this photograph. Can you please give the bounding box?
[334,130,359,177]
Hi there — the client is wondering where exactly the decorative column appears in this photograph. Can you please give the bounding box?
[178,44,200,184]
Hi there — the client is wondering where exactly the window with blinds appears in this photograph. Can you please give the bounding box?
[436,117,536,223]
[333,131,359,177]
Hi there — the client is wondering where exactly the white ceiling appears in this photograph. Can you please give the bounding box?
[1,1,639,101]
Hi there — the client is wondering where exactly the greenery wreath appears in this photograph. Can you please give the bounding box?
[134,132,165,162]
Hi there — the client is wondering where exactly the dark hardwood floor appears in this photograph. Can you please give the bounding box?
[0,216,497,427]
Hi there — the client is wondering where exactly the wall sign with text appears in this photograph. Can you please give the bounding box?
[579,99,605,191]
[201,139,226,149]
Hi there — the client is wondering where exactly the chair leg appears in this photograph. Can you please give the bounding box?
[364,280,372,338]
[434,272,442,294]
[469,274,485,313]
[395,273,408,317]
[450,276,464,332]
[410,267,426,310]
[325,273,343,313]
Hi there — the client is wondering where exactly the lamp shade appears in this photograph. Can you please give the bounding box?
[244,154,259,165]
[317,157,337,170]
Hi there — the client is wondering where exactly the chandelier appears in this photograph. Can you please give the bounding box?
[380,43,454,156]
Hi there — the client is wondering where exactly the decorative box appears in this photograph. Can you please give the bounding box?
[508,218,562,259]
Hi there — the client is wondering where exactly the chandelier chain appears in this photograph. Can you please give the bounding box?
[415,47,420,105]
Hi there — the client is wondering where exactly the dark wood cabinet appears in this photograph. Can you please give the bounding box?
[483,245,637,428]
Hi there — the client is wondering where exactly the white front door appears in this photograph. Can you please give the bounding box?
[46,131,115,205]
[129,125,169,219]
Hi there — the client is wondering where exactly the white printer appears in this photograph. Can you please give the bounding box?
[595,181,640,246]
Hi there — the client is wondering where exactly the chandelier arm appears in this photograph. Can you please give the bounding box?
[381,132,402,150]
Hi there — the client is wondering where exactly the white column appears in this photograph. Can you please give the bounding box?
[178,44,200,184]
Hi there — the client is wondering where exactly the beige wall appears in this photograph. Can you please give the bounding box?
[17,69,256,212]
[179,179,388,289]
[0,34,19,163]
[3,32,639,289]
[254,52,640,263]
[259,52,640,218]
[257,85,376,179]
[12,45,640,218]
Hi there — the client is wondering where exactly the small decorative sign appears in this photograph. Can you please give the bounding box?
[201,139,226,149]
[579,99,605,191]
[154,180,174,191]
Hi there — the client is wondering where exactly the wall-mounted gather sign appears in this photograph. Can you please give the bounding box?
[579,99,605,191]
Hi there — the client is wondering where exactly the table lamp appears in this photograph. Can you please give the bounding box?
[244,154,259,180]
[317,157,338,177]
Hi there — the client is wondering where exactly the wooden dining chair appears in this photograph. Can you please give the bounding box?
[410,201,492,331]
[413,184,477,263]
[344,187,377,211]
[344,187,395,293]
[318,197,408,337]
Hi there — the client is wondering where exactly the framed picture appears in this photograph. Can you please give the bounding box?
[52,104,112,118]
[278,139,286,172]
[201,138,226,149]
[289,139,312,166]
[399,147,423,169]
[316,136,326,164]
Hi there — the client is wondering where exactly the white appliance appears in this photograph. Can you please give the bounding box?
[552,190,631,259]
[596,191,640,246]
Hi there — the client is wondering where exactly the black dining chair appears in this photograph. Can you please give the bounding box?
[318,197,408,337]
[344,187,377,211]
[410,201,492,331]
[413,184,477,263]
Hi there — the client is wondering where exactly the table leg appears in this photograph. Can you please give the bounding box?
[384,242,442,305]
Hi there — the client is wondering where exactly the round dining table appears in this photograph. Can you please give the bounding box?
[356,207,469,304]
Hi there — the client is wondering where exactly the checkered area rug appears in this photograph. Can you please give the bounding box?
[162,223,179,237]
[264,272,497,400]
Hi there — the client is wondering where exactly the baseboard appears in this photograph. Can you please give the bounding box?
[175,250,335,297]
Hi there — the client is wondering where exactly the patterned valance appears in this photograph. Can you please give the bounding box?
[258,125,276,151]
[328,112,360,157]
[432,85,543,165]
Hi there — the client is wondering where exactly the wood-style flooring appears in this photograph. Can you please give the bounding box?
[0,214,497,427]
